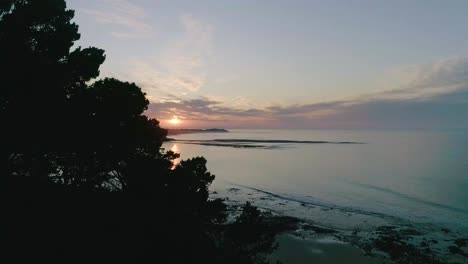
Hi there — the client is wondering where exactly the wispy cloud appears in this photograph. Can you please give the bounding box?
[124,14,214,96]
[368,57,468,100]
[81,0,151,39]
[148,57,468,129]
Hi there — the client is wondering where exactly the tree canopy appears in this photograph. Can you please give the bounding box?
[0,0,168,190]
[1,1,280,263]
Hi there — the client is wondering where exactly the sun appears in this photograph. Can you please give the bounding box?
[168,116,181,125]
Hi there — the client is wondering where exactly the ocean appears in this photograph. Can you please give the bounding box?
[163,129,468,234]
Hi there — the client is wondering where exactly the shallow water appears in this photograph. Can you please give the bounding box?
[163,129,468,233]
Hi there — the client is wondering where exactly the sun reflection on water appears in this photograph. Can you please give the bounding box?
[170,144,180,170]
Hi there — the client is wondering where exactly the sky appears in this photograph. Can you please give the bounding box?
[67,0,468,129]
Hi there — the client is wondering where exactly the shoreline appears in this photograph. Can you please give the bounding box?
[211,184,468,263]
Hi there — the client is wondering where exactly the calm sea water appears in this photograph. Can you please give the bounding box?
[163,129,468,233]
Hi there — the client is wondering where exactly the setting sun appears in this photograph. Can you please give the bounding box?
[168,116,181,125]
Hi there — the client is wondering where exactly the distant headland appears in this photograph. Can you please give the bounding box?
[167,128,229,135]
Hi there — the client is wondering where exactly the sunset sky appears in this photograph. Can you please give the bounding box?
[68,0,468,129]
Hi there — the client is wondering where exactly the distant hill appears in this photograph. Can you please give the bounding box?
[167,128,229,135]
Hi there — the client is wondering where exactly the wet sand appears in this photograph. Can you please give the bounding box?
[212,184,468,263]
[270,234,383,264]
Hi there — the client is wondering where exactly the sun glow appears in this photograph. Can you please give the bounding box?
[169,116,181,125]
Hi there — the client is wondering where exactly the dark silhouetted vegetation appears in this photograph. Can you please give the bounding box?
[0,1,279,263]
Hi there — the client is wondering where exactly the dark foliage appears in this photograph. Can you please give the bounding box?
[224,202,279,264]
[1,1,278,263]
